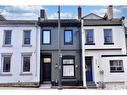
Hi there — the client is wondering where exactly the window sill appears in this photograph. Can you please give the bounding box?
[85,43,95,45]
[22,44,32,47]
[2,45,13,47]
[20,73,32,76]
[110,71,124,73]
[42,43,51,45]
[64,42,73,45]
[62,76,76,79]
[104,43,114,45]
[0,73,12,76]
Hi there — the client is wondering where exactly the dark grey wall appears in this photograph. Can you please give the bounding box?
[40,27,80,50]
[40,26,82,85]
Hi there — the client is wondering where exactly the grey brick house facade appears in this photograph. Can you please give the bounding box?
[38,17,83,86]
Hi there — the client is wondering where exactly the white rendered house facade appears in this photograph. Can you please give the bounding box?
[0,19,40,86]
[81,12,127,89]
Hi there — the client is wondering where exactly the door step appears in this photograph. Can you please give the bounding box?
[43,81,51,84]
[86,81,97,89]
[39,83,51,89]
[51,86,86,89]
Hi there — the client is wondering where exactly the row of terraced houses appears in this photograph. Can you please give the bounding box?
[0,5,127,89]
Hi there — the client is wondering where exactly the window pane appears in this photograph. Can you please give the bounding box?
[65,30,72,44]
[24,31,30,44]
[63,65,74,76]
[110,67,116,71]
[23,56,30,72]
[3,57,11,72]
[119,60,123,66]
[113,61,118,66]
[117,67,122,71]
[5,31,11,45]
[110,61,113,66]
[63,59,74,64]
[44,58,51,63]
[104,29,112,43]
[43,31,50,44]
[86,30,93,43]
[110,60,124,72]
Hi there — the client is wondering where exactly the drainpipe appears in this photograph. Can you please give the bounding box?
[35,22,38,77]
[58,5,62,89]
[81,18,86,88]
[121,17,126,54]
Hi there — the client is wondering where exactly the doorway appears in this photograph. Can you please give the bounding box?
[40,55,51,83]
[85,57,93,82]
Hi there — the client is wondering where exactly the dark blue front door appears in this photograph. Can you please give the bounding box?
[85,57,93,81]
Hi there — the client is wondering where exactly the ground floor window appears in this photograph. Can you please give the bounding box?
[110,60,124,73]
[3,56,11,72]
[23,56,30,72]
[1,54,12,74]
[62,56,75,78]
[21,53,32,73]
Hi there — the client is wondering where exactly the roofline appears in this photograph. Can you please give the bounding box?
[82,13,103,19]
[83,24,122,26]
[38,19,81,27]
[0,20,38,25]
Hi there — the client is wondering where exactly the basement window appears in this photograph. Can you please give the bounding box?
[110,60,124,73]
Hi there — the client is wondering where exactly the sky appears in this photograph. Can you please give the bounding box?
[0,6,127,20]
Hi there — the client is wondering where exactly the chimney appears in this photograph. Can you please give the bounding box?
[107,5,113,20]
[78,6,82,20]
[40,9,46,20]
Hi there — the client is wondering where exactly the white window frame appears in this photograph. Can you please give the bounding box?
[3,30,12,47]
[62,57,75,78]
[21,53,32,75]
[109,60,124,73]
[103,29,113,44]
[22,30,32,47]
[85,29,95,44]
[1,53,12,75]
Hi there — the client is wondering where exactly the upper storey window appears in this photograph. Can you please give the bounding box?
[23,30,31,45]
[85,29,94,45]
[104,29,113,44]
[4,30,12,45]
[42,30,51,45]
[64,30,73,45]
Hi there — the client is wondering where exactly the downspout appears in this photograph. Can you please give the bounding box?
[121,17,126,54]
[81,18,86,87]
[35,22,38,77]
[57,6,62,89]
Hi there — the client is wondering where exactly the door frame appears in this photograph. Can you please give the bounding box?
[85,56,93,82]
[40,54,52,84]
